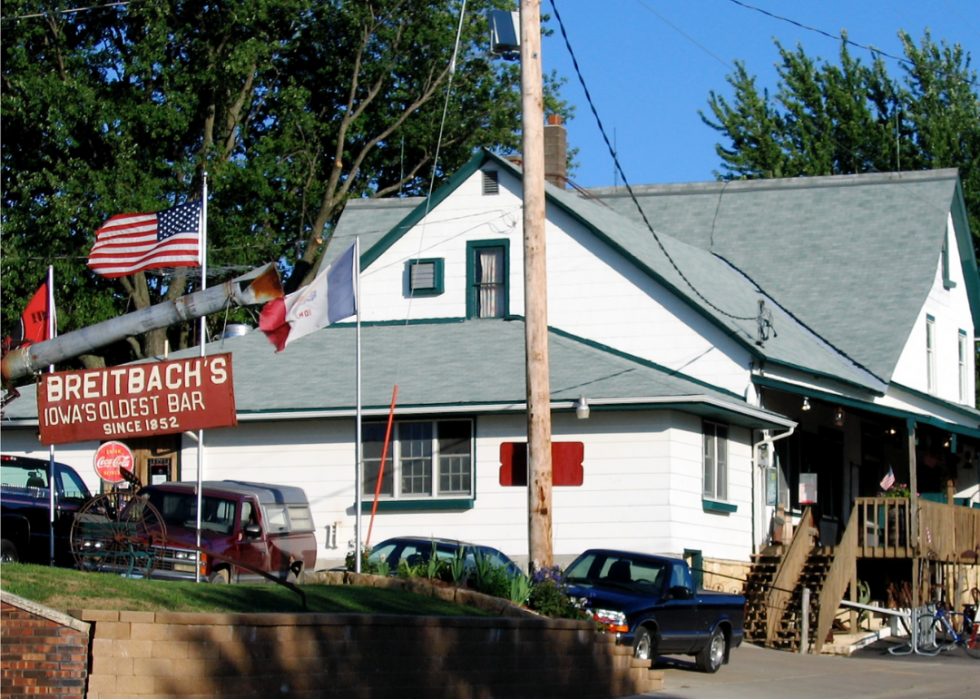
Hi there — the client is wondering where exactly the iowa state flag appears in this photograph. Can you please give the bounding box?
[6,280,51,350]
[259,241,357,351]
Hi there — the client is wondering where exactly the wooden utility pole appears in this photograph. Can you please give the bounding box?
[521,0,553,571]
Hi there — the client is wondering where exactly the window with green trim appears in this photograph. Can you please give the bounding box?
[702,421,728,502]
[942,234,956,289]
[466,240,509,318]
[926,315,936,394]
[959,329,968,403]
[407,258,444,296]
[362,419,473,500]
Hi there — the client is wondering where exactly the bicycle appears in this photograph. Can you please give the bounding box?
[919,600,980,658]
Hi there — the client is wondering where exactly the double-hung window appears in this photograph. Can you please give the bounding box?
[926,315,936,394]
[362,419,473,501]
[467,240,509,318]
[702,421,728,503]
[959,329,969,403]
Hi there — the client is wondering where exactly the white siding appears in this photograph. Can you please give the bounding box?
[361,167,753,395]
[164,408,756,569]
[892,215,976,404]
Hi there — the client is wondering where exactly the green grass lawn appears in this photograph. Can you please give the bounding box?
[0,562,492,616]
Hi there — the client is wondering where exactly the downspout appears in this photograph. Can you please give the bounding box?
[752,426,796,555]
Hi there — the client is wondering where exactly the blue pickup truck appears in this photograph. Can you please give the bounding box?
[1,454,94,566]
[565,549,745,673]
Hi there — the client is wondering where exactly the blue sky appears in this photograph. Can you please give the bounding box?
[539,0,980,187]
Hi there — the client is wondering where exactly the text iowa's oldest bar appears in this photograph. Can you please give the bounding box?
[37,354,237,446]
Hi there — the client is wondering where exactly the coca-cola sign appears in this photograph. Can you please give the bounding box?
[94,441,135,484]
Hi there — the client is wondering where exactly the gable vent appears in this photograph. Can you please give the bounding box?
[482,169,499,195]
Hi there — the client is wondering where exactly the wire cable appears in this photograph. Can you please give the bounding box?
[549,0,757,322]
[723,0,979,88]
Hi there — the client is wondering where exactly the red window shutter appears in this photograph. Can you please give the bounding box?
[499,442,583,486]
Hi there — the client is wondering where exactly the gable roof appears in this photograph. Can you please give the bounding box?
[1,319,793,431]
[358,149,885,393]
[315,197,423,276]
[587,170,980,382]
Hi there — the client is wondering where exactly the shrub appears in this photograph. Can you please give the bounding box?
[527,565,587,619]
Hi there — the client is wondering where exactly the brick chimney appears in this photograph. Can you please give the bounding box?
[544,114,567,189]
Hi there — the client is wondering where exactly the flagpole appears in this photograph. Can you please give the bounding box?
[354,237,363,573]
[195,174,208,583]
[46,265,56,566]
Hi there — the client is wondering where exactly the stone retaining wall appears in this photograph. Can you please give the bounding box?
[1,586,664,698]
[76,610,663,698]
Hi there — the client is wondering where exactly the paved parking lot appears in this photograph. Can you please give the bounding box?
[628,640,977,699]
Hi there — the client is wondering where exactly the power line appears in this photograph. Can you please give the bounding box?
[1,1,134,22]
[632,0,733,70]
[723,0,979,88]
[548,0,756,322]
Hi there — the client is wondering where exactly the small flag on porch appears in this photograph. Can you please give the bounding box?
[259,241,357,351]
[879,467,896,491]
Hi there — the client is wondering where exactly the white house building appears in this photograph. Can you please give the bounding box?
[4,148,979,575]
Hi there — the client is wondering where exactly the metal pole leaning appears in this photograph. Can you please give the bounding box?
[800,587,810,654]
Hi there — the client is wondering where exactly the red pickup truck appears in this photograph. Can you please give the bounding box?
[138,481,317,584]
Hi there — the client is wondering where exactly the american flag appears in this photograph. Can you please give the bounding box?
[87,200,202,278]
[879,467,896,491]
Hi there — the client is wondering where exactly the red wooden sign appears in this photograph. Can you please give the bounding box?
[499,442,584,486]
[94,441,135,484]
[38,354,237,446]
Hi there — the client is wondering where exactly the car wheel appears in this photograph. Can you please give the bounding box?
[633,626,657,661]
[208,568,230,584]
[695,627,726,673]
[1,539,19,563]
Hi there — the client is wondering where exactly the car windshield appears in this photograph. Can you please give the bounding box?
[144,490,238,536]
[565,552,667,592]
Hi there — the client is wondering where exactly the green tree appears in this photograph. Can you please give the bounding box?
[1,1,571,368]
[701,31,980,254]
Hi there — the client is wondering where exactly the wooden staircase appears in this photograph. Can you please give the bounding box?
[768,547,833,651]
[742,507,858,653]
[743,548,782,643]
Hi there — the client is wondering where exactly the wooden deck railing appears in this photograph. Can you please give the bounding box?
[855,497,980,562]
[918,499,980,562]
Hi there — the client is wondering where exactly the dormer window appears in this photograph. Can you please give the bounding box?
[407,258,444,296]
[466,240,508,318]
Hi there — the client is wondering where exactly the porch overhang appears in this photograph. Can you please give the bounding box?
[752,375,980,440]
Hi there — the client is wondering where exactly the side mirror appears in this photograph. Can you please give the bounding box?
[244,524,262,538]
[668,585,694,601]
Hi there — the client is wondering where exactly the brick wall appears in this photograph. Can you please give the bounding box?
[74,610,663,699]
[1,592,90,698]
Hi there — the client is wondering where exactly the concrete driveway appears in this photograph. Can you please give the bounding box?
[628,641,976,699]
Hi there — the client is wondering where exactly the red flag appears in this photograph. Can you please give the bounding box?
[88,200,202,278]
[6,281,50,351]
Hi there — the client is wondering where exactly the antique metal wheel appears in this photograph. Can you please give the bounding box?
[70,491,167,577]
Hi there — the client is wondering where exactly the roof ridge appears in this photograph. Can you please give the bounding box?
[585,168,960,198]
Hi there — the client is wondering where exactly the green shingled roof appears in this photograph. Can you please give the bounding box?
[314,197,423,276]
[588,170,979,382]
[2,319,791,430]
[360,150,882,392]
